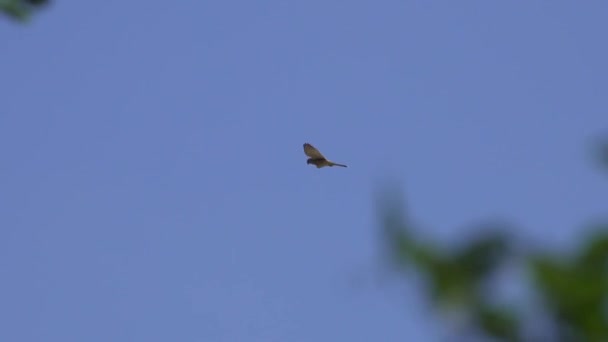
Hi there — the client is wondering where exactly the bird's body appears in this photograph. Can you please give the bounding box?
[303,143,347,168]
[307,158,347,168]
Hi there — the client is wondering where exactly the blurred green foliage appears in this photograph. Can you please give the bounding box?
[529,229,608,342]
[596,140,608,172]
[1,0,48,21]
[378,143,608,341]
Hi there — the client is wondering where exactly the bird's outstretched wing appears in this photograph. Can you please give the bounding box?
[303,143,325,159]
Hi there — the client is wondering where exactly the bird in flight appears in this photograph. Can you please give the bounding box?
[303,143,347,168]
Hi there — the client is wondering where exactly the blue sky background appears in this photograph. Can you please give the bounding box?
[1,1,607,341]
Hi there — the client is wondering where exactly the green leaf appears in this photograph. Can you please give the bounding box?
[0,0,30,20]
[455,231,510,281]
[475,305,520,341]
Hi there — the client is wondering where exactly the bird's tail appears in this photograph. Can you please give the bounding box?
[329,162,347,168]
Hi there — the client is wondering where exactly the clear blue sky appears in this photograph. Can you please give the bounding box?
[1,1,607,341]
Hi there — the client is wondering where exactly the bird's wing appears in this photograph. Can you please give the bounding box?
[303,143,326,159]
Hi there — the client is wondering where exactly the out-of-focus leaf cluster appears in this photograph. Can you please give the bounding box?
[1,0,48,21]
[378,142,608,341]
[379,197,520,341]
[596,140,608,172]
[529,228,608,342]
